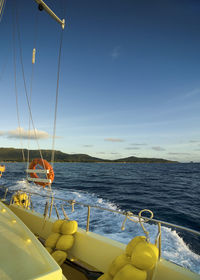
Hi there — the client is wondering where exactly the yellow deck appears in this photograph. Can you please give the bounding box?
[8,204,200,280]
[0,202,63,280]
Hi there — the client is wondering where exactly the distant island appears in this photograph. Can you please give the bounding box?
[0,147,178,163]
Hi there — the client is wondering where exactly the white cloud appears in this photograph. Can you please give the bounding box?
[152,146,165,151]
[6,127,50,140]
[104,138,124,142]
[168,152,190,155]
[183,88,200,99]
[111,46,120,59]
[83,145,93,148]
[125,147,140,150]
[131,143,147,146]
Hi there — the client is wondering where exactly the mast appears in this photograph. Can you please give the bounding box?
[34,0,65,29]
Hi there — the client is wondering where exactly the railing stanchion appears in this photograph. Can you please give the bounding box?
[49,196,54,218]
[86,206,90,232]
[158,222,161,258]
[54,203,60,219]
[0,186,200,238]
[43,201,49,218]
[3,188,8,201]
[30,200,34,211]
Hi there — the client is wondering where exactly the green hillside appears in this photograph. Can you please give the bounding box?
[0,148,105,162]
[0,147,177,163]
[114,156,176,163]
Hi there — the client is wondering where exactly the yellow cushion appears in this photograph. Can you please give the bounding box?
[61,220,78,235]
[97,273,112,280]
[56,234,74,251]
[113,264,147,280]
[45,247,53,254]
[108,254,130,277]
[52,220,65,233]
[131,242,159,270]
[51,250,67,266]
[125,236,146,257]
[45,233,61,248]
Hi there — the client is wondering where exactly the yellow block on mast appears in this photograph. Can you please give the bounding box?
[32,48,36,64]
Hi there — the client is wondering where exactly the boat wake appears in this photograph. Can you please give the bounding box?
[8,179,200,275]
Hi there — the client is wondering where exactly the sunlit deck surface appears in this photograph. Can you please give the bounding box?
[0,202,62,280]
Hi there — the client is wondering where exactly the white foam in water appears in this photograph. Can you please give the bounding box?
[161,227,200,274]
[73,192,82,198]
[7,182,200,275]
[97,198,103,204]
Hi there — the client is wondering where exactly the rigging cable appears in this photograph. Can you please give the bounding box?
[26,11,39,175]
[12,4,25,162]
[51,28,64,166]
[0,0,6,22]
[50,0,66,166]
[0,54,7,82]
[15,4,46,168]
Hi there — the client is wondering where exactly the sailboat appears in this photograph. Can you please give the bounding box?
[0,1,200,280]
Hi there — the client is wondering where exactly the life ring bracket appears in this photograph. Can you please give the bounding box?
[27,177,52,184]
[26,169,50,174]
[28,158,54,187]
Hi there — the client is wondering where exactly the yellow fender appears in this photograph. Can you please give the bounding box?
[12,192,30,208]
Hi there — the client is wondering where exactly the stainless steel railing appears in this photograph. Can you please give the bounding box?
[1,185,200,260]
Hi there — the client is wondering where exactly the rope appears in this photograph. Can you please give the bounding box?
[51,28,64,165]
[0,0,6,22]
[14,2,66,191]
[138,209,154,242]
[54,203,60,219]
[0,55,8,82]
[12,5,25,162]
[27,11,39,174]
[61,204,69,220]
[15,6,46,168]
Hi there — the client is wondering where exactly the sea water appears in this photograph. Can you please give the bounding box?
[0,162,199,274]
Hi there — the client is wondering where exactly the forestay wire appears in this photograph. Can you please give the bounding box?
[51,28,64,166]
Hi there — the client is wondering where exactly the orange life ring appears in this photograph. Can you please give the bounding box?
[29,158,54,188]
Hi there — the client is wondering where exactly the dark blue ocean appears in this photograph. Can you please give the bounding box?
[0,162,200,274]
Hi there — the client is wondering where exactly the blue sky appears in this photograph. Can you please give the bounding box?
[1,0,200,162]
